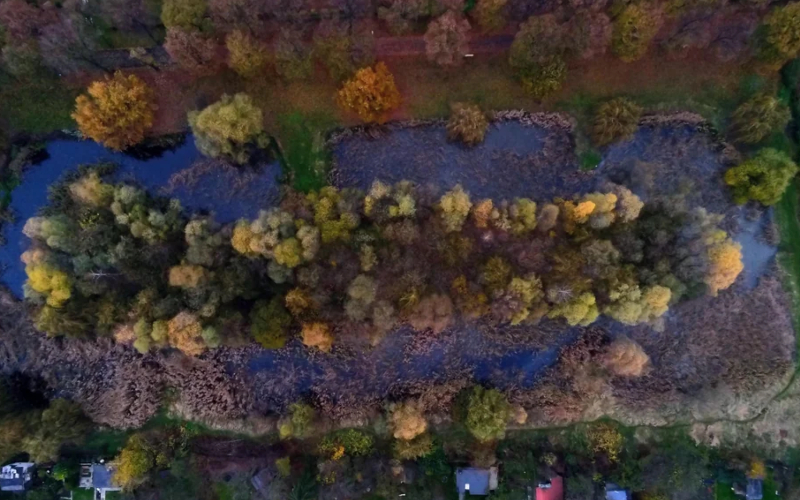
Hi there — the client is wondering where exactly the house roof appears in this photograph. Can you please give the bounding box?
[91,464,114,489]
[606,483,629,500]
[0,463,34,491]
[747,479,763,500]
[457,468,491,496]
[536,476,564,500]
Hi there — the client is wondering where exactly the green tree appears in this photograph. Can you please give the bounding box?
[250,297,292,349]
[760,2,800,66]
[161,0,206,29]
[612,4,661,62]
[509,15,568,98]
[23,400,91,463]
[725,148,799,205]
[465,386,512,442]
[188,93,268,164]
[729,94,790,144]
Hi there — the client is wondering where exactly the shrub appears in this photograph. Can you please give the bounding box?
[729,94,790,144]
[586,422,623,462]
[447,103,489,145]
[188,93,268,164]
[612,4,661,62]
[473,0,507,33]
[318,429,374,458]
[337,62,401,123]
[274,29,313,81]
[591,97,642,146]
[275,457,291,478]
[226,30,269,79]
[760,3,800,66]
[724,148,799,205]
[390,402,427,440]
[250,297,292,349]
[394,433,434,460]
[424,11,471,67]
[465,386,512,442]
[72,72,156,151]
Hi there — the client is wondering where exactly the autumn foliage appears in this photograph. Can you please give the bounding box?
[336,62,401,123]
[72,72,156,151]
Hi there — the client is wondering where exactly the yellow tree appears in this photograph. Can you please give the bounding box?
[301,322,334,352]
[336,62,401,123]
[705,239,743,296]
[72,72,156,151]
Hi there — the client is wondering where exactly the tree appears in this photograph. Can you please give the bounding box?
[25,263,72,308]
[2,42,40,78]
[760,2,800,66]
[473,0,507,33]
[301,322,334,352]
[447,102,489,145]
[390,402,427,440]
[724,148,799,205]
[408,294,454,333]
[0,0,49,42]
[313,19,375,81]
[336,62,401,123]
[188,93,268,164]
[72,72,156,151]
[729,94,791,144]
[99,0,160,42]
[612,4,661,62]
[603,337,650,376]
[465,386,512,442]
[38,15,108,73]
[378,0,429,35]
[164,28,219,75]
[226,29,269,78]
[439,184,472,232]
[586,422,623,462]
[509,15,568,98]
[394,433,434,459]
[114,434,155,490]
[274,28,313,81]
[167,311,206,356]
[23,399,91,463]
[209,0,265,33]
[250,298,292,348]
[161,0,207,29]
[424,11,470,67]
[592,97,642,146]
[705,239,743,296]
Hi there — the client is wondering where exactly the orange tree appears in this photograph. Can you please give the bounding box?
[336,62,401,123]
[72,71,156,151]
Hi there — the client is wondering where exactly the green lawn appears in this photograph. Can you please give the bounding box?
[0,73,77,135]
[71,488,94,500]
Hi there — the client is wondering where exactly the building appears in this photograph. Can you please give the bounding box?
[605,482,630,500]
[746,479,763,500]
[456,467,498,499]
[0,463,34,492]
[536,475,564,500]
[80,463,122,500]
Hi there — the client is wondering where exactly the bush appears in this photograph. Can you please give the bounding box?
[724,148,799,205]
[394,433,434,460]
[465,386,512,442]
[447,103,489,145]
[318,429,374,458]
[729,94,790,144]
[760,2,800,66]
[72,72,156,151]
[337,62,401,123]
[591,97,642,146]
[188,93,268,164]
[612,4,661,62]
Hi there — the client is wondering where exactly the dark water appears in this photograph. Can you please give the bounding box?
[0,136,280,296]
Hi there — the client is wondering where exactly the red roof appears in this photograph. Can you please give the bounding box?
[536,476,564,500]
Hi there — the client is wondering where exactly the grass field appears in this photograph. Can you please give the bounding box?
[0,73,77,135]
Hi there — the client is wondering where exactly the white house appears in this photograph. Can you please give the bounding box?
[0,462,35,492]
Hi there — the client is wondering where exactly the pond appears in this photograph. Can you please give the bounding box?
[0,119,781,415]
